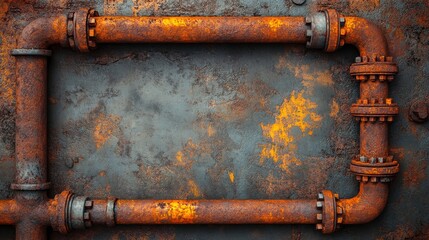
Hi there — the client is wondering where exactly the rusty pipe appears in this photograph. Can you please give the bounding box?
[338,182,389,224]
[114,199,318,224]
[94,16,308,44]
[343,17,388,56]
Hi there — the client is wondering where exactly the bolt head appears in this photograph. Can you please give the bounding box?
[84,200,93,208]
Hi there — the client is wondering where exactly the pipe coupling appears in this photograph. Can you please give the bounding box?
[306,9,346,52]
[350,157,399,183]
[51,191,93,234]
[316,190,343,234]
[67,8,98,52]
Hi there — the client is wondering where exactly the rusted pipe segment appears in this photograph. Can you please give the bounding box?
[114,199,318,224]
[94,16,308,43]
[338,182,389,224]
[343,17,387,56]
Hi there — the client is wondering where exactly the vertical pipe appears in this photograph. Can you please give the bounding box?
[16,221,46,240]
[15,57,48,185]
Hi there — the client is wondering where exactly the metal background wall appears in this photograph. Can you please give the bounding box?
[0,0,428,239]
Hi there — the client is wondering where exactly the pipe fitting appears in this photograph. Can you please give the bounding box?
[316,190,342,234]
[67,8,99,52]
[305,9,345,52]
[50,191,93,234]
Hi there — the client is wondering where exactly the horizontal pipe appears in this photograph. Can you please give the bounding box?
[115,199,318,224]
[94,16,308,43]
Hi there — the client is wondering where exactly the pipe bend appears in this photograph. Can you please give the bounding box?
[344,17,388,56]
[17,15,68,49]
[338,182,389,224]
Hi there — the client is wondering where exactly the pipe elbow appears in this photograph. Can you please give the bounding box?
[17,15,68,49]
[338,182,389,224]
[344,17,388,56]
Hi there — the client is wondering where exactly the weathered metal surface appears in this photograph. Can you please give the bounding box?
[0,0,428,239]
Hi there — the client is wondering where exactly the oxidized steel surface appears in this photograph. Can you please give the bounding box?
[0,0,428,239]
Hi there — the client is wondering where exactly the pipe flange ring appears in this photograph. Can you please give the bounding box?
[350,98,398,123]
[306,9,345,51]
[305,12,327,49]
[324,9,343,52]
[10,182,51,190]
[10,49,52,57]
[67,8,99,52]
[316,190,341,234]
[351,56,398,82]
[106,197,117,227]
[51,191,74,234]
[70,196,89,230]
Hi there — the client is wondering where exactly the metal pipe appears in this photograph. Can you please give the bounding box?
[94,16,308,43]
[338,182,389,224]
[114,199,317,224]
[3,8,399,239]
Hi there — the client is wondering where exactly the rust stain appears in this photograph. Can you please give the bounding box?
[188,180,201,197]
[207,124,216,137]
[276,58,333,93]
[330,99,340,118]
[259,91,322,172]
[228,171,235,183]
[156,201,197,223]
[349,0,380,11]
[131,0,166,16]
[93,114,121,149]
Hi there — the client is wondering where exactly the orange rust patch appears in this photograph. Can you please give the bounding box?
[93,114,121,149]
[156,201,197,223]
[275,59,333,94]
[330,99,340,118]
[228,171,235,183]
[259,91,322,172]
[187,180,201,197]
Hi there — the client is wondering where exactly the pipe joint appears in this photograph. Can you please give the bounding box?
[315,190,343,234]
[50,191,93,234]
[305,9,346,52]
[67,8,98,52]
